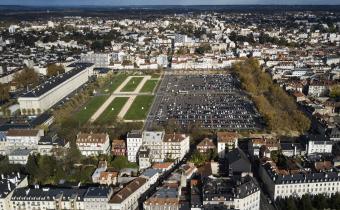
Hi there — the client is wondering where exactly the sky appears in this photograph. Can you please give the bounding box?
[0,0,339,6]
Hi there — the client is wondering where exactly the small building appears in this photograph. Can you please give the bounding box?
[217,132,238,159]
[226,148,252,176]
[8,149,32,165]
[6,129,44,150]
[76,132,110,156]
[111,140,126,156]
[197,138,216,154]
[139,146,151,170]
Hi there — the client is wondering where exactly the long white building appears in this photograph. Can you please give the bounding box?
[260,160,340,200]
[18,63,94,114]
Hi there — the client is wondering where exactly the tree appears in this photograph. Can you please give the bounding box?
[0,83,10,102]
[13,67,39,89]
[26,155,39,183]
[330,85,340,99]
[66,140,82,165]
[47,64,65,77]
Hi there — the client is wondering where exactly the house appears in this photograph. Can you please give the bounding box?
[8,149,33,165]
[197,138,216,154]
[217,132,238,158]
[37,134,69,156]
[111,140,126,156]
[152,162,174,173]
[76,132,110,156]
[92,161,108,183]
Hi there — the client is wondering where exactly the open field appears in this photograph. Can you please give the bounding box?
[124,95,155,120]
[100,74,129,94]
[73,95,108,124]
[96,97,129,124]
[140,80,158,93]
[121,77,144,92]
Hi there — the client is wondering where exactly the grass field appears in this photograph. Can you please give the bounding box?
[124,95,155,120]
[101,74,129,93]
[96,97,129,124]
[140,80,158,93]
[73,95,107,124]
[121,77,144,92]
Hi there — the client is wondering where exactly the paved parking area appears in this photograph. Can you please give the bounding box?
[145,74,262,130]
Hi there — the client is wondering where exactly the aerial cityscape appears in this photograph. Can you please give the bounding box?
[0,1,339,210]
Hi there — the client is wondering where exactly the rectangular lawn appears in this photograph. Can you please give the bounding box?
[73,95,107,124]
[96,97,129,124]
[140,80,158,93]
[121,77,144,92]
[124,95,155,120]
[101,74,129,93]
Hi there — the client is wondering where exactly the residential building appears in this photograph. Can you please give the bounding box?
[11,187,87,210]
[126,130,143,162]
[6,129,44,150]
[92,161,108,183]
[226,148,252,176]
[8,149,32,165]
[111,140,126,156]
[139,146,151,170]
[304,134,333,155]
[84,187,113,210]
[202,176,260,210]
[144,187,180,210]
[260,160,340,200]
[0,173,28,210]
[196,138,216,154]
[217,132,238,159]
[80,53,110,67]
[108,177,149,210]
[163,133,190,161]
[76,132,110,156]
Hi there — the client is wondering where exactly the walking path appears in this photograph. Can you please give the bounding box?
[89,75,151,122]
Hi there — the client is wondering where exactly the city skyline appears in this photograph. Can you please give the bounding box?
[1,0,339,6]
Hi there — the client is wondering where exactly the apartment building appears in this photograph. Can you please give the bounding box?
[76,132,110,156]
[6,129,44,150]
[0,173,28,210]
[108,177,149,210]
[217,132,239,159]
[259,160,340,200]
[126,130,143,162]
[202,176,260,210]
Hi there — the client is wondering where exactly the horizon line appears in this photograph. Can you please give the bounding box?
[1,4,340,6]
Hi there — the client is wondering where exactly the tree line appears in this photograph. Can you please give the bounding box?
[231,58,310,135]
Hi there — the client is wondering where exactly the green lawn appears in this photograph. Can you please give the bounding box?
[124,95,155,120]
[73,96,107,124]
[121,77,144,92]
[100,74,129,93]
[140,80,158,93]
[96,97,129,124]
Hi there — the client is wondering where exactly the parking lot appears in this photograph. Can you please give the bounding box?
[145,74,262,130]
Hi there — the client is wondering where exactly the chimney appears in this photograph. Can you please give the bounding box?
[17,172,20,179]
[1,174,4,179]
[7,182,11,191]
